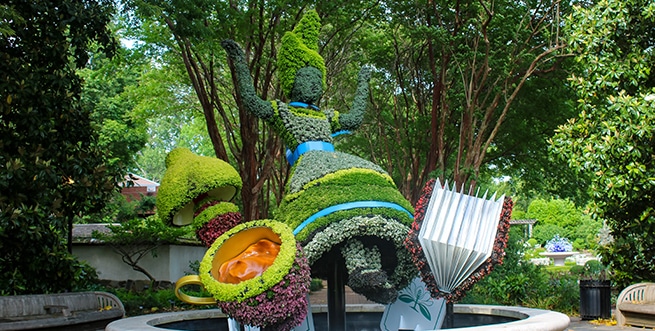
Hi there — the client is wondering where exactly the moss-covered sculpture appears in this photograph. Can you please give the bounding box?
[160,149,311,330]
[278,10,326,99]
[200,220,311,330]
[156,148,243,246]
[222,10,416,304]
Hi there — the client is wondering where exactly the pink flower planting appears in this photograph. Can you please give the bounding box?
[196,211,242,247]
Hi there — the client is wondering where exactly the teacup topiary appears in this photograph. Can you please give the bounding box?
[157,148,243,245]
[200,220,311,331]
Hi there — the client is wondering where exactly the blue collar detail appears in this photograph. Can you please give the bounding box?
[290,101,320,111]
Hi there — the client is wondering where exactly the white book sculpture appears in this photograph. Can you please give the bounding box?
[417,180,505,294]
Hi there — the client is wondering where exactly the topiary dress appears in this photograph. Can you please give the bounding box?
[271,101,416,302]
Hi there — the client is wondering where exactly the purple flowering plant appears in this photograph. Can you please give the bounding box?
[545,235,573,252]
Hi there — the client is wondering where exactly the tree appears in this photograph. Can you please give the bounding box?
[525,198,601,249]
[349,0,570,202]
[79,47,149,174]
[551,0,655,288]
[123,0,278,220]
[119,39,214,182]
[0,0,119,294]
[123,1,576,212]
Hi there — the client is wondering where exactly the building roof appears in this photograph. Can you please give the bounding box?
[121,173,160,188]
[120,174,159,202]
[71,223,201,246]
[72,223,117,244]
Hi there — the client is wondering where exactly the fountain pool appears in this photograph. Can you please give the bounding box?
[105,304,570,331]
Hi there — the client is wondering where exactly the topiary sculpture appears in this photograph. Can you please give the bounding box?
[221,9,416,304]
[199,220,311,331]
[156,147,243,246]
[161,149,311,330]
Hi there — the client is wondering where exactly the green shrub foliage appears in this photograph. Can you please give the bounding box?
[526,198,601,249]
[551,0,655,288]
[461,227,580,314]
[94,217,187,283]
[0,0,118,294]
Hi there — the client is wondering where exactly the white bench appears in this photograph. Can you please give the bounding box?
[616,282,655,327]
[0,291,124,330]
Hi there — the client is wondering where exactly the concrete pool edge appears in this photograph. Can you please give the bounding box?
[105,304,570,331]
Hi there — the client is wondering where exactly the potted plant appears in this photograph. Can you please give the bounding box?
[571,260,611,320]
[540,235,578,266]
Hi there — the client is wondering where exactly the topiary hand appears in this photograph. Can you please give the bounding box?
[358,65,372,84]
[220,39,274,119]
[340,65,372,131]
[221,39,246,62]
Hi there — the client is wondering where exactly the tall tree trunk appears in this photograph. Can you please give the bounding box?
[165,18,229,162]
[237,104,261,220]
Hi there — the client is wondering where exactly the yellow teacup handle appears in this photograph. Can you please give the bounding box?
[175,275,217,305]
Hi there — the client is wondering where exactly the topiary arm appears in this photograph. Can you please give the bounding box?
[338,66,371,131]
[221,39,274,120]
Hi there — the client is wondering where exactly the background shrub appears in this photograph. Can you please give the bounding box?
[461,227,580,314]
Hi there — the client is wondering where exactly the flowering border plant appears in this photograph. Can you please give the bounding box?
[192,201,240,230]
[195,210,242,247]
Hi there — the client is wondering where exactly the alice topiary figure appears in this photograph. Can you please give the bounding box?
[222,10,416,304]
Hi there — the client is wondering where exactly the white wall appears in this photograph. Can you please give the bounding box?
[73,244,206,283]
